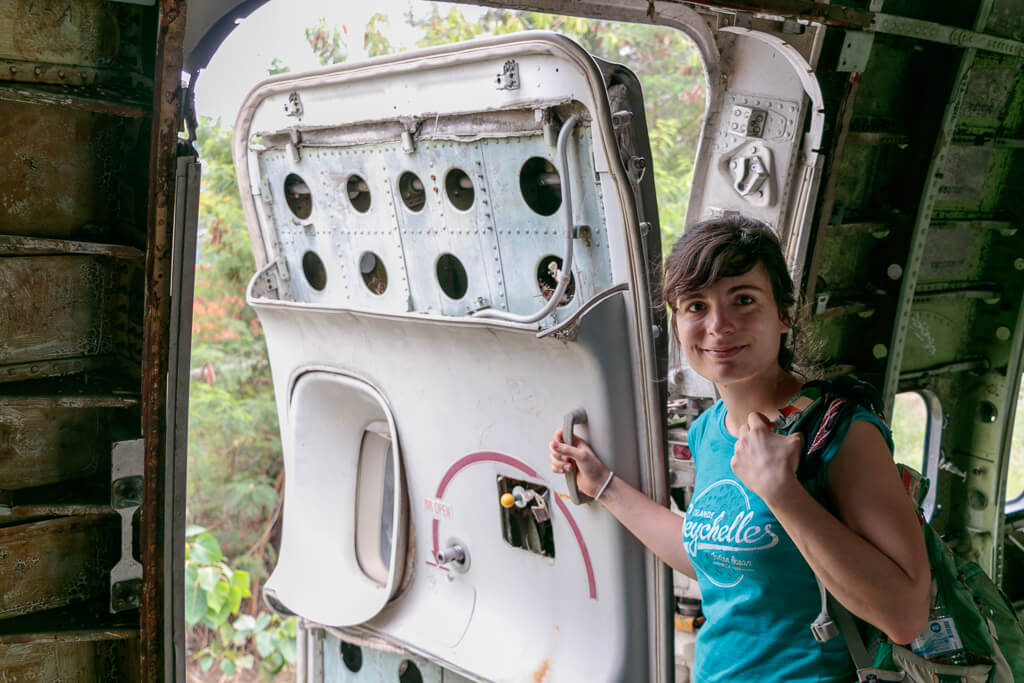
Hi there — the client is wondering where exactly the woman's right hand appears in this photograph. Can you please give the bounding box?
[549,429,610,499]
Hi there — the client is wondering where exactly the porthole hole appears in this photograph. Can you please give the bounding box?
[398,660,423,683]
[284,173,313,219]
[302,251,327,291]
[445,168,474,211]
[340,641,363,673]
[348,175,371,213]
[519,156,562,216]
[436,253,468,300]
[359,251,388,295]
[399,171,426,212]
[978,401,998,423]
[537,255,575,307]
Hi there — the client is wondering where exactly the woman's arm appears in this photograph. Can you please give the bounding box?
[550,431,696,579]
[733,414,930,644]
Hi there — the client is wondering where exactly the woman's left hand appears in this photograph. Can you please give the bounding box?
[731,412,804,504]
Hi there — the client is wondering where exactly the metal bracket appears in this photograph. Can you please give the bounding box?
[838,31,876,72]
[284,91,304,118]
[495,59,520,90]
[110,439,144,612]
[726,104,767,138]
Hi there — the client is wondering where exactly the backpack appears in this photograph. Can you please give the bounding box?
[774,375,1024,683]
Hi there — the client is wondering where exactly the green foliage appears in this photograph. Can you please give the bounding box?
[185,528,296,680]
[364,13,394,58]
[189,117,281,558]
[268,57,291,76]
[305,17,348,66]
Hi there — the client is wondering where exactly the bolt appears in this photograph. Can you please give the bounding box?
[996,326,1011,341]
[872,344,888,359]
[887,264,903,280]
[58,70,65,79]
[1015,258,1024,271]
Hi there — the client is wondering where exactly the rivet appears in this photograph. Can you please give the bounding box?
[1014,258,1024,271]
[58,70,65,78]
[872,344,888,359]
[997,326,1011,341]
[887,264,903,280]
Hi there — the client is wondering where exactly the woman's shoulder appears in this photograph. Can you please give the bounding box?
[688,399,725,451]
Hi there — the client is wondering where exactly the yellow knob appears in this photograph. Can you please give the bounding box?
[500,493,515,509]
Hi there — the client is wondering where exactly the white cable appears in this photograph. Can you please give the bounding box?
[473,114,579,323]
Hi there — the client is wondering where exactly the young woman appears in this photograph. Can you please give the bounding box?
[550,216,930,682]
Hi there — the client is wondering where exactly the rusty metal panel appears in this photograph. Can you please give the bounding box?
[0,0,122,68]
[0,514,119,619]
[0,100,130,238]
[0,255,117,367]
[0,639,139,682]
[0,405,109,489]
[140,0,187,678]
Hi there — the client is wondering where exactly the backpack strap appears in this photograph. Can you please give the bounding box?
[774,376,888,667]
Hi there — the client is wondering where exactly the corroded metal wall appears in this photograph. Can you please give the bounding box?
[0,0,183,679]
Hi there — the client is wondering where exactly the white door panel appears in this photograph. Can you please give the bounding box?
[251,294,650,680]
[236,32,668,682]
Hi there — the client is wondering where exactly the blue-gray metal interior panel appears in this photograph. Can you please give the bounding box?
[393,139,507,317]
[255,126,613,326]
[258,148,413,312]
[480,129,611,325]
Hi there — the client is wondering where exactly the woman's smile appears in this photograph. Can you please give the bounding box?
[702,344,747,359]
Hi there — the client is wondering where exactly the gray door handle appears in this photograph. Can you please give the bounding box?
[562,409,590,504]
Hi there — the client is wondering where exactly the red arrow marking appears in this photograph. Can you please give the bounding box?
[430,451,597,600]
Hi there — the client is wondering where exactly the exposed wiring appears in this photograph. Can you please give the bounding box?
[474,114,579,323]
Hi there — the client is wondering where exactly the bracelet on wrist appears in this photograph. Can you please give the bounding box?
[593,471,614,502]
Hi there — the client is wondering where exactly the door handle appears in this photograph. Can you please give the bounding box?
[563,409,590,504]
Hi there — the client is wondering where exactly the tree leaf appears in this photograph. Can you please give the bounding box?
[254,630,275,658]
[254,612,271,631]
[278,635,297,664]
[200,656,215,673]
[205,580,227,613]
[227,584,243,613]
[233,614,256,632]
[197,566,219,592]
[189,531,223,564]
[220,658,236,675]
[236,654,255,669]
[185,524,208,539]
[231,568,251,597]
[262,651,285,674]
[184,564,207,627]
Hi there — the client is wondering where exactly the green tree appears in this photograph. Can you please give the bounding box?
[189,116,282,575]
[305,17,348,66]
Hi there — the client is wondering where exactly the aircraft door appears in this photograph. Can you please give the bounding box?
[234,32,669,682]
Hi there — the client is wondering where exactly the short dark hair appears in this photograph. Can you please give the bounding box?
[663,215,797,370]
